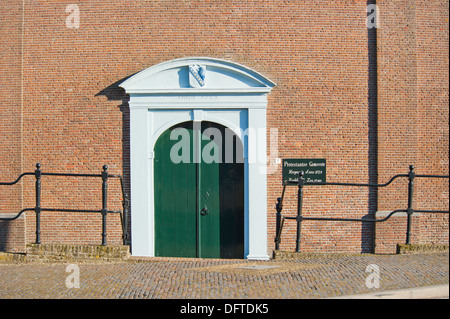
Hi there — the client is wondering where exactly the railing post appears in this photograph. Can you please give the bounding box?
[123,194,130,245]
[35,163,42,245]
[406,165,415,245]
[275,197,282,250]
[101,165,108,246]
[296,171,305,253]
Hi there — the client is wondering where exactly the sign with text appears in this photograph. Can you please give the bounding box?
[282,159,326,184]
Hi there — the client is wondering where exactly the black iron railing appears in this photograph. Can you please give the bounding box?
[0,163,129,246]
[275,165,449,252]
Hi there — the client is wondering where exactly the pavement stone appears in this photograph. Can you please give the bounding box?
[0,252,448,300]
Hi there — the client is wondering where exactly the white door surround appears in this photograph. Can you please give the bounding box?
[119,57,276,260]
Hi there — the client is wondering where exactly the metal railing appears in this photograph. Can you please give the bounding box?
[275,165,449,252]
[0,163,129,246]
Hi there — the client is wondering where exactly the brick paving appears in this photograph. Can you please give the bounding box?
[0,252,448,299]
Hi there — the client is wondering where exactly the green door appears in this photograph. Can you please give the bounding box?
[154,121,244,258]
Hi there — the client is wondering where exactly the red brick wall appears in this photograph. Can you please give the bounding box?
[266,0,376,253]
[375,0,449,253]
[0,2,25,252]
[375,214,421,254]
[0,0,448,255]
[415,0,449,248]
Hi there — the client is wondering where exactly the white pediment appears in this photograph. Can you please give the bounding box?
[119,57,276,94]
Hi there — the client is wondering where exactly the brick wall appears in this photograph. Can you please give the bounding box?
[266,0,376,253]
[0,214,26,253]
[0,2,25,252]
[375,0,449,253]
[0,0,447,255]
[374,213,421,254]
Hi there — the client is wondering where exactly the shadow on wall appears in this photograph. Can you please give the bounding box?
[0,221,10,251]
[0,215,26,253]
[365,0,378,254]
[96,75,133,244]
[0,183,27,252]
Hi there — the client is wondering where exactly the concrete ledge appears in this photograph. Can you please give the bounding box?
[26,244,131,262]
[397,244,449,255]
[329,284,449,299]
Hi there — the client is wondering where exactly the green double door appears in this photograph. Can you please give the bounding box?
[154,121,244,259]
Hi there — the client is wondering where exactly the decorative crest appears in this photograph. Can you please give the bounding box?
[189,64,206,88]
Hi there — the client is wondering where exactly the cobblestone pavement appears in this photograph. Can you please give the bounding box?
[0,252,448,299]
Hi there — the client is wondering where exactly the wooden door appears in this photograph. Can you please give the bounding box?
[154,121,244,258]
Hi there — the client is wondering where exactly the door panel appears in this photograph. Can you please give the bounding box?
[219,161,244,258]
[154,121,244,259]
[154,122,197,257]
[199,123,221,258]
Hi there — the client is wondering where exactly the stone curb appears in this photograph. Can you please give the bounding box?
[25,244,131,262]
[328,284,449,299]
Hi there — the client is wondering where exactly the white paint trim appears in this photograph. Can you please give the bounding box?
[121,57,275,260]
[247,108,269,260]
[124,88,272,94]
[129,108,152,257]
[127,94,269,109]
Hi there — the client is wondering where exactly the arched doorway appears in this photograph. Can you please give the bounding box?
[154,121,244,258]
[119,57,275,259]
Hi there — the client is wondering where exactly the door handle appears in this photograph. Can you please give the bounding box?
[200,206,209,216]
